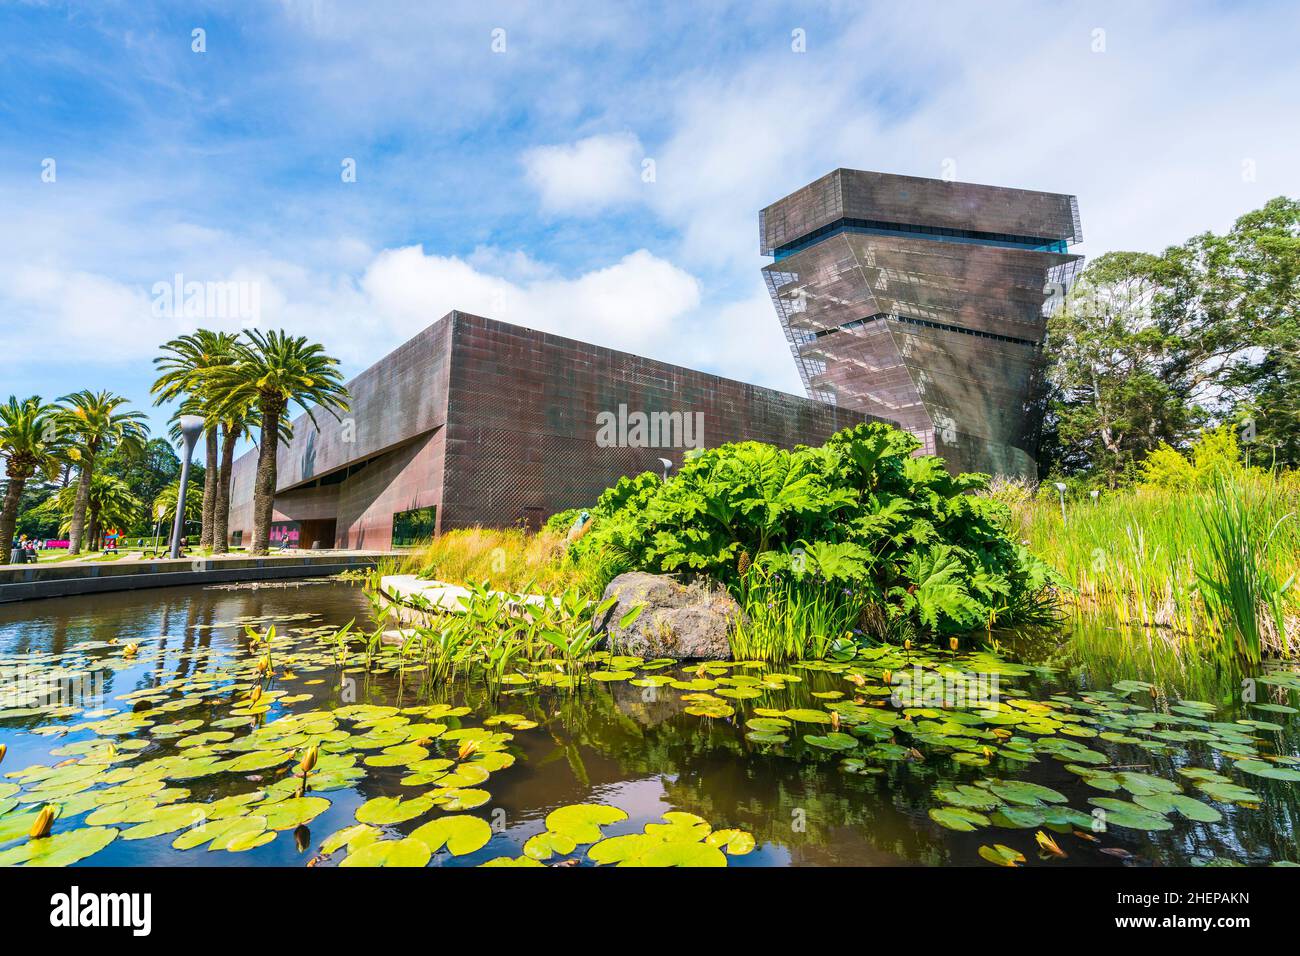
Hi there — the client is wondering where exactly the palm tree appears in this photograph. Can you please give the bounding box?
[58,390,149,554]
[212,399,261,554]
[152,476,203,543]
[151,330,240,549]
[208,330,349,555]
[0,396,62,563]
[47,473,139,549]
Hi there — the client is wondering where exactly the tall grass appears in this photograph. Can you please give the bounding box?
[1008,472,1298,657]
[394,527,609,596]
[1195,477,1295,662]
[729,568,866,663]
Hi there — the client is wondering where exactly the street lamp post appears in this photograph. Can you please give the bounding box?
[152,501,166,556]
[169,415,205,559]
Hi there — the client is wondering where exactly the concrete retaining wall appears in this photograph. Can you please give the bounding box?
[0,553,393,603]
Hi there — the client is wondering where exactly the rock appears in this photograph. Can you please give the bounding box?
[599,572,738,660]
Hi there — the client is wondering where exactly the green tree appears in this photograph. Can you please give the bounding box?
[100,437,183,532]
[0,396,63,562]
[31,472,141,549]
[1164,197,1300,466]
[208,330,349,555]
[212,399,259,554]
[152,476,203,543]
[1043,252,1204,483]
[151,330,240,548]
[1042,197,1300,479]
[57,390,149,554]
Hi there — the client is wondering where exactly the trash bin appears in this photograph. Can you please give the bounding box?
[10,548,25,564]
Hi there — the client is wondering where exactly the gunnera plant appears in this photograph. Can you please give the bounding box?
[563,422,1063,644]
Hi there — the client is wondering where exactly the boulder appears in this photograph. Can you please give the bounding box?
[599,572,738,660]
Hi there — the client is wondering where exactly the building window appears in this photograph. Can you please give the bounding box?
[393,506,437,547]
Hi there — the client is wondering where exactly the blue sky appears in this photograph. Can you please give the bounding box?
[2,0,1298,464]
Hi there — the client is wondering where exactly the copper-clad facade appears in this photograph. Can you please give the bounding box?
[226,312,870,548]
[761,169,1082,477]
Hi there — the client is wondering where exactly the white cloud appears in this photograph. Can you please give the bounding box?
[358,244,699,358]
[4,0,1298,427]
[522,132,646,214]
[0,241,702,383]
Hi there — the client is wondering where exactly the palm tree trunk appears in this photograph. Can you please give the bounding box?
[199,427,217,549]
[67,450,96,554]
[0,470,30,565]
[251,404,281,556]
[213,422,236,554]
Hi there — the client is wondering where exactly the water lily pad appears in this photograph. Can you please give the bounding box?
[705,828,756,855]
[545,803,628,844]
[0,826,119,866]
[978,843,1026,867]
[524,829,577,860]
[410,814,492,856]
[341,836,430,867]
[262,796,331,830]
[355,795,434,825]
[929,807,989,831]
[321,823,381,855]
[1233,759,1300,782]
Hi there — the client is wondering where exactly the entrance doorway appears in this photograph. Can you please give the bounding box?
[297,519,337,549]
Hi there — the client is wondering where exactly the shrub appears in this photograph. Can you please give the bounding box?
[570,422,1062,640]
[543,508,585,535]
[1140,425,1248,490]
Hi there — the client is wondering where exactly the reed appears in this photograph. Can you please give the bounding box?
[1008,471,1298,657]
[730,568,867,664]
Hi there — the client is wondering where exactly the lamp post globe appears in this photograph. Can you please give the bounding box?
[169,415,205,559]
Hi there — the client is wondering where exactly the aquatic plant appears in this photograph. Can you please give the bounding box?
[1194,476,1295,662]
[730,567,866,663]
[1,591,1299,869]
[1012,470,1299,655]
[565,422,1063,646]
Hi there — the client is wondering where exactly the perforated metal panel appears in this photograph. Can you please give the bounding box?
[762,170,1083,478]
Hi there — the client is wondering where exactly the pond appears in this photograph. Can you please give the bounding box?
[1,581,1297,867]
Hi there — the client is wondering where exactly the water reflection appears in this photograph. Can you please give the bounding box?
[0,583,1296,867]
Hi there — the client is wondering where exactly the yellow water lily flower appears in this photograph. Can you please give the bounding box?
[30,805,57,839]
[1035,830,1066,858]
[298,744,319,776]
